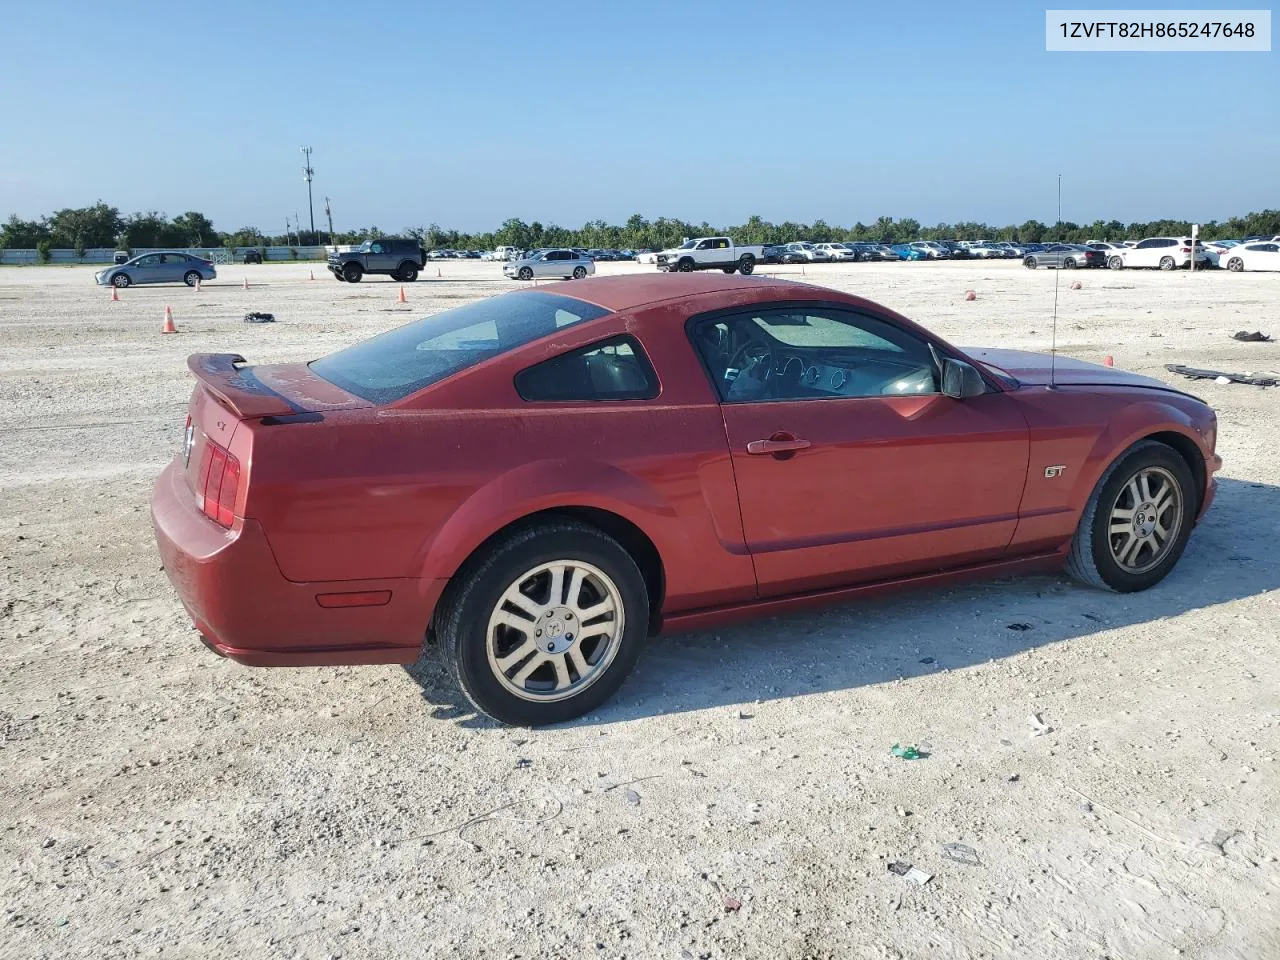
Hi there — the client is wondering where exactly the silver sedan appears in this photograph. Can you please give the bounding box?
[503,249,596,281]
[96,252,217,288]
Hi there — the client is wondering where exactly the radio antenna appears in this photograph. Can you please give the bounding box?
[1049,174,1061,390]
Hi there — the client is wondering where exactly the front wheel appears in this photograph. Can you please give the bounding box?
[737,255,755,275]
[436,520,649,726]
[1159,256,1176,271]
[572,265,587,279]
[1227,257,1244,272]
[676,258,695,273]
[343,262,363,282]
[398,263,419,282]
[518,266,533,281]
[111,272,131,288]
[1065,440,1195,593]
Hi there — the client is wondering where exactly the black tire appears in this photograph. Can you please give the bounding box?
[111,272,131,288]
[1063,258,1077,269]
[342,262,363,283]
[435,520,649,726]
[1024,257,1037,269]
[1065,440,1196,593]
[1227,257,1244,272]
[1108,256,1124,270]
[183,270,201,287]
[738,254,755,275]
[676,258,695,273]
[518,266,533,281]
[1159,256,1176,271]
[398,262,419,283]
[722,266,737,274]
[334,270,346,282]
[572,265,587,279]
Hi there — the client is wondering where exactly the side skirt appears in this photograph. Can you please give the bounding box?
[658,550,1067,635]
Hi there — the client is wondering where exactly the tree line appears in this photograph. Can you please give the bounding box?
[4,203,1279,257]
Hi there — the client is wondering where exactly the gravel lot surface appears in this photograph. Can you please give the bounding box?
[2,259,1278,959]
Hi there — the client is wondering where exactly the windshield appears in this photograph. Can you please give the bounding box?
[678,240,698,249]
[310,291,610,404]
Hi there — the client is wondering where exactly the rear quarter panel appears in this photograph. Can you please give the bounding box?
[243,300,758,615]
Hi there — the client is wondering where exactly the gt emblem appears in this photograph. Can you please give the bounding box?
[1044,465,1067,479]
[184,423,196,466]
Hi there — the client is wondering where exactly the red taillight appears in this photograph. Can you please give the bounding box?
[1180,247,1191,253]
[196,439,241,528]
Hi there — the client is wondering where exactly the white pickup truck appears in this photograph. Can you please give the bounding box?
[648,237,764,274]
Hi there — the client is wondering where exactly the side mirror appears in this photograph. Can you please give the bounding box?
[941,358,987,399]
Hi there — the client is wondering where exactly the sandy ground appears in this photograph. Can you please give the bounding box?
[2,258,1278,960]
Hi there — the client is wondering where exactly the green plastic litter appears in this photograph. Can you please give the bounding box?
[891,743,922,760]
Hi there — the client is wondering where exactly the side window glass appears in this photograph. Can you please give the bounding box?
[371,242,384,254]
[692,309,939,403]
[516,335,659,402]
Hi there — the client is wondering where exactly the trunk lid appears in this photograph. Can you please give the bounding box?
[963,347,1175,391]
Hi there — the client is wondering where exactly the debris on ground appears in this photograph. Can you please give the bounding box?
[626,789,641,806]
[1028,714,1053,737]
[722,895,742,913]
[1007,622,1032,631]
[891,744,923,760]
[919,657,936,665]
[1231,330,1272,342]
[1166,364,1277,387]
[887,862,932,885]
[514,758,532,769]
[942,843,982,866]
[242,311,276,323]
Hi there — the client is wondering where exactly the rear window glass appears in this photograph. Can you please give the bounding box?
[310,291,610,403]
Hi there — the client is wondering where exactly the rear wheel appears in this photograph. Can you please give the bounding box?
[397,263,419,282]
[111,272,131,288]
[1024,257,1037,269]
[738,254,755,275]
[1065,440,1195,593]
[436,520,649,726]
[1159,256,1176,271]
[183,270,201,287]
[572,265,587,279]
[1227,257,1244,272]
[342,262,363,283]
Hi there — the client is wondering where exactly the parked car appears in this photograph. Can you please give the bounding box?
[779,243,823,263]
[328,238,427,283]
[95,252,216,288]
[243,249,264,265]
[868,244,900,261]
[654,237,764,274]
[1086,242,1128,257]
[910,241,950,259]
[153,274,1221,725]
[503,249,596,281]
[964,242,1002,259]
[890,243,927,261]
[112,250,130,265]
[939,241,971,259]
[1023,244,1107,269]
[761,244,788,264]
[815,242,859,262]
[1220,241,1280,272]
[1107,238,1211,271]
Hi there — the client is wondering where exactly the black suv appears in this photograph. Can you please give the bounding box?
[328,238,428,283]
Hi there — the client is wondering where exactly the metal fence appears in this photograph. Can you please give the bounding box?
[0,246,336,265]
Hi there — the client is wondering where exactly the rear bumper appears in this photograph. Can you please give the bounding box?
[151,459,444,666]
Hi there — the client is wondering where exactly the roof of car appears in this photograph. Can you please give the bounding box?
[542,272,804,313]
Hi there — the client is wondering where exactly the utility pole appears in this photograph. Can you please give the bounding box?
[301,146,316,245]
[325,196,334,246]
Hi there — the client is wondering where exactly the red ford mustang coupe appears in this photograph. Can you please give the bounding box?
[153,274,1220,725]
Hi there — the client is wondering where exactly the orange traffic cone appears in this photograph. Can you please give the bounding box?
[242,277,249,290]
[309,269,316,281]
[397,285,407,304]
[194,277,201,292]
[1103,355,1114,367]
[110,286,120,302]
[964,290,977,301]
[436,266,442,278]
[161,306,178,334]
[1070,280,1082,290]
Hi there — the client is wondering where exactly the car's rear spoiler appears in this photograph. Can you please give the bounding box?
[187,353,297,419]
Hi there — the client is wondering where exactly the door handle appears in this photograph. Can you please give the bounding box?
[746,435,811,456]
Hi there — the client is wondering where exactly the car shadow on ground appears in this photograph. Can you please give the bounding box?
[403,476,1279,727]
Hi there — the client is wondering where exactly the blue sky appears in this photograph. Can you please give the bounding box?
[1,1,1275,233]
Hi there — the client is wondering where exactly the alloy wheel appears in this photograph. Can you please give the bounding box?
[1107,466,1183,574]
[485,560,625,703]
